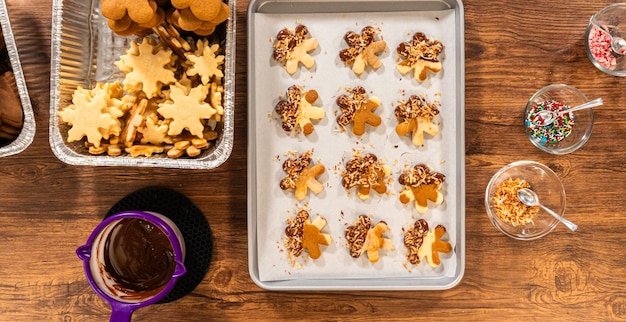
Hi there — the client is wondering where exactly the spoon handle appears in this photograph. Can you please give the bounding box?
[561,97,603,115]
[540,205,578,231]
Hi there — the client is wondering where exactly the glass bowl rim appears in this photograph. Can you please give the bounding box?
[484,160,566,240]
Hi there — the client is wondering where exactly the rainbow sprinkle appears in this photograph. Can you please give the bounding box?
[526,100,575,144]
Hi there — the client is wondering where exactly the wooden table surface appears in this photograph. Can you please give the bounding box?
[1,0,626,321]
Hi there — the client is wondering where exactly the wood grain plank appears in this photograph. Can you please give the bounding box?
[0,0,625,321]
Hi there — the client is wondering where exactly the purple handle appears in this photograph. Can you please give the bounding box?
[110,304,134,322]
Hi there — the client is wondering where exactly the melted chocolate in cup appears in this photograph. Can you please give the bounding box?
[83,211,186,306]
[102,218,176,301]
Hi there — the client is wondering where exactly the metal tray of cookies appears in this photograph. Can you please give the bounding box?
[248,0,465,290]
[0,0,36,158]
[49,0,235,169]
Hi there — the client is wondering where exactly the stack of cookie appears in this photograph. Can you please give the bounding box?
[101,0,230,37]
[0,30,23,145]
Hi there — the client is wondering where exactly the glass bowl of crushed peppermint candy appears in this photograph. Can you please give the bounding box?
[524,84,594,154]
[585,3,626,76]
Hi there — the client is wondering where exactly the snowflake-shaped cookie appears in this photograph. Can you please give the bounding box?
[58,91,123,148]
[272,24,318,75]
[336,86,381,136]
[138,113,172,145]
[339,26,387,75]
[396,32,444,82]
[284,209,332,260]
[345,215,393,263]
[398,164,446,214]
[157,82,216,138]
[275,85,325,136]
[394,94,440,146]
[341,153,390,200]
[185,41,225,84]
[417,224,452,268]
[115,38,177,99]
[279,150,325,201]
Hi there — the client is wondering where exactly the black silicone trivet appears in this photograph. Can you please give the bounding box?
[105,186,213,304]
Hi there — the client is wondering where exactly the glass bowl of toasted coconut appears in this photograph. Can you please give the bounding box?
[485,160,567,240]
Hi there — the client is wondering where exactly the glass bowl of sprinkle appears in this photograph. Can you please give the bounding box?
[485,160,566,241]
[585,3,626,76]
[524,84,594,154]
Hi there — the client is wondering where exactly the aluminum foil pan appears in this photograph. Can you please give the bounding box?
[0,0,36,158]
[49,0,235,169]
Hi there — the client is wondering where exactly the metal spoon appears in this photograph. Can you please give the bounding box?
[517,188,577,232]
[590,15,626,55]
[534,97,603,127]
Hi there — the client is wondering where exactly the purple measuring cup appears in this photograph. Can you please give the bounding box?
[76,211,186,322]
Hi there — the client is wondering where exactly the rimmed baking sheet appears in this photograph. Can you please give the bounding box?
[248,0,465,290]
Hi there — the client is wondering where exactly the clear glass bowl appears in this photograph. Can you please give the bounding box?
[524,84,594,154]
[485,161,566,241]
[585,3,626,76]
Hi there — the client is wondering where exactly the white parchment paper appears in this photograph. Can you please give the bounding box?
[252,9,459,282]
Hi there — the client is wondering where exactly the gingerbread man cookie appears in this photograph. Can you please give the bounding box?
[336,86,381,136]
[394,94,440,146]
[339,26,386,76]
[417,224,452,268]
[397,32,444,82]
[272,24,318,75]
[398,164,446,214]
[284,209,332,260]
[279,150,325,201]
[345,215,393,263]
[341,153,390,200]
[275,85,325,136]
